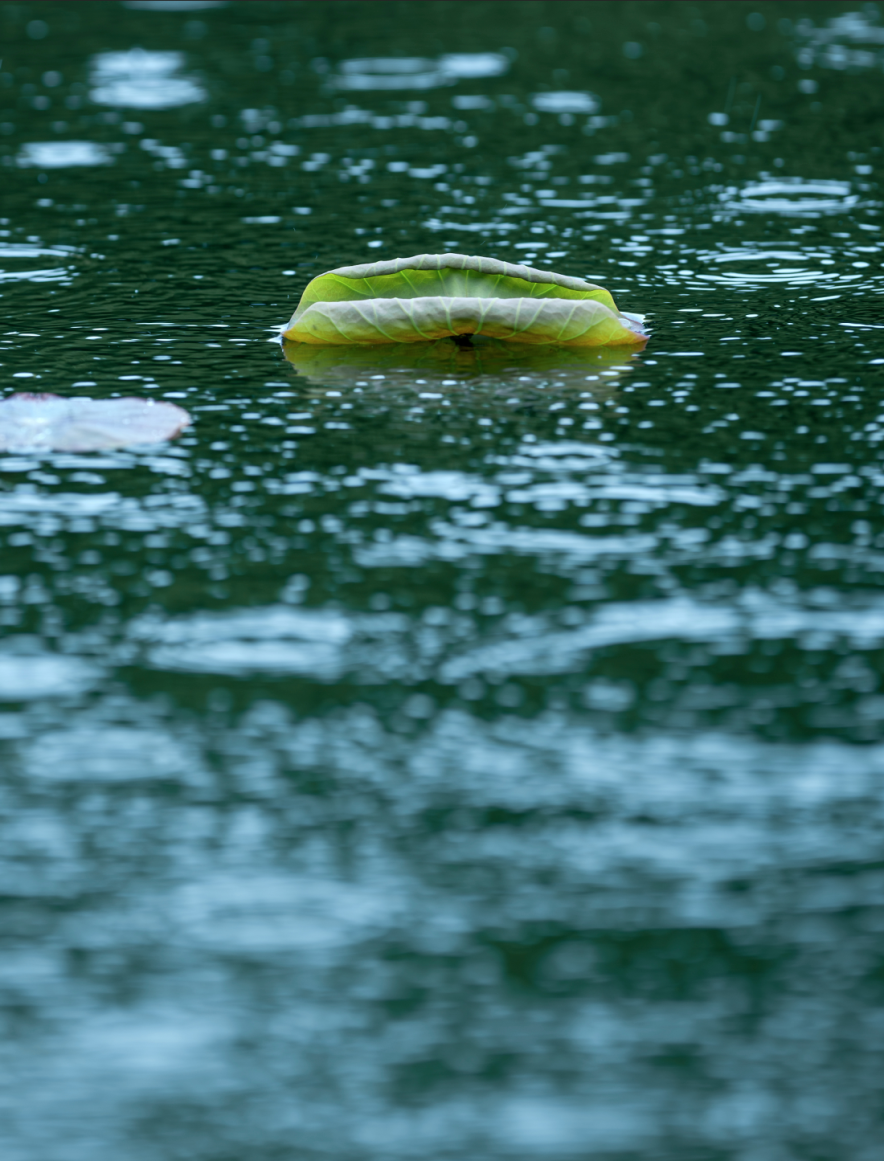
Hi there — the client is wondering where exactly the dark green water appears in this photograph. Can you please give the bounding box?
[2,1,884,1156]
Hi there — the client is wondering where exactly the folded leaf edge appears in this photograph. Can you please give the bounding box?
[281,252,646,347]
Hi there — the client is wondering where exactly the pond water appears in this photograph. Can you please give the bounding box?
[2,1,884,1157]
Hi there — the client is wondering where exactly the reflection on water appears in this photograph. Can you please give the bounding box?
[282,334,641,394]
[2,2,884,1158]
[17,141,115,167]
[0,646,101,699]
[331,52,510,92]
[90,49,205,108]
[531,91,600,115]
[795,7,884,69]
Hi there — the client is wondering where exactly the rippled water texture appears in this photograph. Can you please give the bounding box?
[2,3,884,1157]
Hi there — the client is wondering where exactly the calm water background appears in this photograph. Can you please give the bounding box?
[2,1,884,1156]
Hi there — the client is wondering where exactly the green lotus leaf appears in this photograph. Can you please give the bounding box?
[281,253,646,348]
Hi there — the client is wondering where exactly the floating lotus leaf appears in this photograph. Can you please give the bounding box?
[282,334,639,396]
[281,253,646,348]
[0,393,191,452]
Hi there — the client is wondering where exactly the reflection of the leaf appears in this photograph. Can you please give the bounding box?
[281,336,643,398]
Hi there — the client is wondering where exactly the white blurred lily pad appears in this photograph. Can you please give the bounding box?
[0,394,191,452]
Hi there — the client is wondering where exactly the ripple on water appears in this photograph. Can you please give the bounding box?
[692,247,845,290]
[664,239,883,295]
[719,178,861,216]
[0,240,80,285]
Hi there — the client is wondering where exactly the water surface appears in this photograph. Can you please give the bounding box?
[2,2,884,1157]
